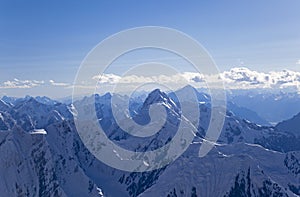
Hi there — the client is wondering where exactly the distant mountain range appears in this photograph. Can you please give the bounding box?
[0,86,299,196]
[228,91,300,124]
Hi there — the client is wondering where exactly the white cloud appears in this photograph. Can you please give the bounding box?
[92,74,121,84]
[92,67,300,91]
[0,79,44,89]
[0,78,71,89]
[2,67,299,93]
[92,72,204,85]
[221,67,300,90]
[49,80,69,87]
[297,60,300,65]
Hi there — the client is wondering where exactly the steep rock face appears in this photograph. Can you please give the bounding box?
[44,120,104,197]
[0,99,11,111]
[140,143,299,197]
[284,152,300,177]
[0,98,104,197]
[225,169,289,197]
[0,128,66,197]
[0,124,104,197]
[0,112,15,131]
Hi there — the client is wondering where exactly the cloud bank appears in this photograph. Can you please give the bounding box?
[0,79,69,89]
[92,67,300,91]
[1,68,300,93]
[221,67,300,90]
[49,80,70,87]
[0,79,45,89]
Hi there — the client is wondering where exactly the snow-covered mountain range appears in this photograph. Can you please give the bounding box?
[0,86,299,196]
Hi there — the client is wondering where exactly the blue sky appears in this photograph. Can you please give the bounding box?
[1,0,300,97]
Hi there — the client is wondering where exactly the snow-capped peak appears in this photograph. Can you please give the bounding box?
[143,89,168,106]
